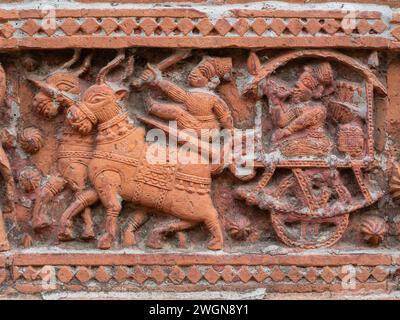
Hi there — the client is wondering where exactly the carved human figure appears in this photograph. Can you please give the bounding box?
[140,56,234,134]
[59,50,224,250]
[122,55,242,246]
[0,142,16,251]
[265,62,335,157]
[0,63,16,251]
[28,50,95,240]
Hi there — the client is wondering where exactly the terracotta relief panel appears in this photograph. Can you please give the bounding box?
[0,0,400,299]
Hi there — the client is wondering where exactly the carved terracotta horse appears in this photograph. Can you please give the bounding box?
[28,50,96,240]
[59,51,224,250]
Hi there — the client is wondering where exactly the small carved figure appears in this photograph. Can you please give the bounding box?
[265,63,334,157]
[0,142,15,251]
[0,62,16,251]
[140,56,234,134]
[28,49,95,240]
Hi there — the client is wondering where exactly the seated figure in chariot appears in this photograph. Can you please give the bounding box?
[266,62,335,158]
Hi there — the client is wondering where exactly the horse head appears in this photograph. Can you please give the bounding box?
[66,49,134,135]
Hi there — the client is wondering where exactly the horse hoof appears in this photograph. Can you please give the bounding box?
[122,230,136,247]
[58,228,75,242]
[97,234,113,250]
[81,229,95,241]
[33,217,51,232]
[146,238,163,249]
[207,240,223,251]
[0,241,10,252]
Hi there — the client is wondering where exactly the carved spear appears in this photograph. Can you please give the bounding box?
[136,115,223,161]
[27,78,77,107]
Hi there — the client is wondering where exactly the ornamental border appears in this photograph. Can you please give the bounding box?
[0,252,397,295]
[0,7,399,49]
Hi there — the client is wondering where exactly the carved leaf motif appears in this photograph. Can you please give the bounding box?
[247,51,261,76]
[360,216,386,246]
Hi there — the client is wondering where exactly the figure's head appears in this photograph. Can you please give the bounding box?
[66,50,131,135]
[187,56,232,88]
[30,50,92,118]
[292,62,334,103]
[262,77,292,103]
[314,62,334,86]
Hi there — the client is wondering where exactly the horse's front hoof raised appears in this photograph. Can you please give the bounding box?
[97,233,113,250]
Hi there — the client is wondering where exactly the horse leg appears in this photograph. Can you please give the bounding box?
[32,176,65,231]
[75,184,95,241]
[202,200,224,250]
[80,208,95,240]
[205,215,224,250]
[96,171,122,250]
[66,164,95,240]
[122,208,149,247]
[58,188,98,241]
[0,209,10,251]
[146,220,198,249]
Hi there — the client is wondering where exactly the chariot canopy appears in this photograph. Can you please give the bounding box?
[245,49,387,97]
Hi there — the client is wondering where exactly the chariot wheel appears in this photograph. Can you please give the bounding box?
[271,211,349,249]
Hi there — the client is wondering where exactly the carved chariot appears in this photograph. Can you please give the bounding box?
[236,49,387,249]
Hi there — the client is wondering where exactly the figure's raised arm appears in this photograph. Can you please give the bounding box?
[138,64,189,104]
